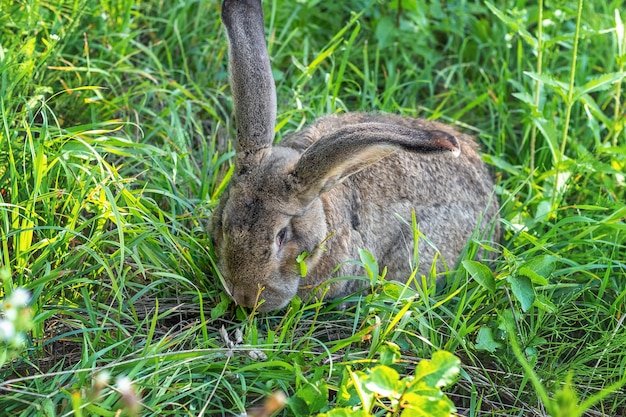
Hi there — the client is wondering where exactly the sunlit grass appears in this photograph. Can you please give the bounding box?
[0,0,625,415]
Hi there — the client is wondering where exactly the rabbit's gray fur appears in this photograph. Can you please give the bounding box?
[211,0,500,312]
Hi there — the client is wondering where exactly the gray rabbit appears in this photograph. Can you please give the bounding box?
[211,0,500,312]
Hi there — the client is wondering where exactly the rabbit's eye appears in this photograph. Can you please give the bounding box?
[276,227,288,247]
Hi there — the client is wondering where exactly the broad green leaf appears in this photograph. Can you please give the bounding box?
[374,16,397,49]
[379,342,401,366]
[525,346,539,366]
[389,0,419,12]
[364,366,402,399]
[289,396,312,417]
[498,309,516,335]
[210,292,230,319]
[411,351,461,390]
[401,392,456,417]
[573,72,626,100]
[348,369,374,411]
[508,275,535,312]
[579,93,613,127]
[288,295,303,311]
[518,267,547,285]
[534,199,552,223]
[336,368,359,407]
[462,260,495,293]
[524,71,569,100]
[298,261,307,277]
[358,248,379,283]
[518,255,556,285]
[291,380,329,416]
[317,408,370,417]
[475,327,503,353]
[296,251,309,277]
[512,91,537,107]
[535,294,558,313]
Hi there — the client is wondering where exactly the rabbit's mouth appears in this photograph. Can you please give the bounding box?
[229,276,299,312]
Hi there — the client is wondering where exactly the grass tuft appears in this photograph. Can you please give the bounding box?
[0,0,625,416]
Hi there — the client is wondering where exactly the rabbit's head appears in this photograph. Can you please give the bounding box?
[213,0,462,311]
[210,151,327,310]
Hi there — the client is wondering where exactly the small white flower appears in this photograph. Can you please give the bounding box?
[2,289,30,322]
[554,9,564,19]
[10,288,31,308]
[90,370,111,399]
[11,332,27,348]
[116,376,133,394]
[504,33,514,49]
[2,305,17,321]
[0,319,15,341]
[542,19,555,27]
[116,375,141,413]
[50,34,60,41]
[95,371,111,386]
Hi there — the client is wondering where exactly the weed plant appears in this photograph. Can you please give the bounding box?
[0,0,625,416]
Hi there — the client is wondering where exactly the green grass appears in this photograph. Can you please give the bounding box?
[1,0,625,415]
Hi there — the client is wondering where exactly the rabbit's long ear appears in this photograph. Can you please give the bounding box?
[222,0,276,157]
[292,123,460,203]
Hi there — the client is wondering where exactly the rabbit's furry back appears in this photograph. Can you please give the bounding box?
[211,0,500,312]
